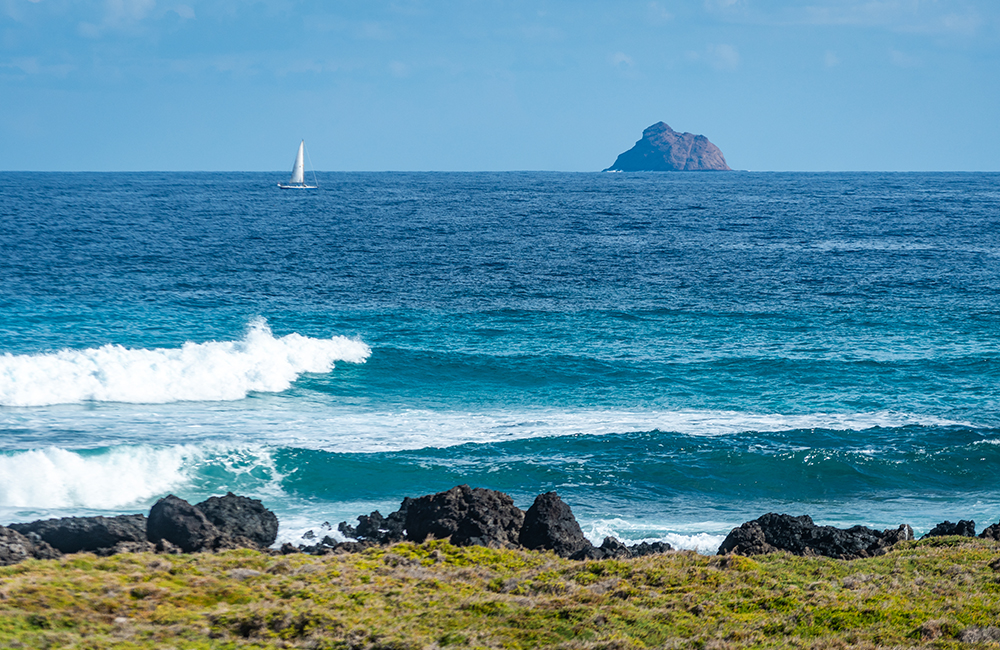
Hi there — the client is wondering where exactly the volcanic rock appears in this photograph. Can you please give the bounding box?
[605,122,731,172]
[338,504,410,544]
[922,520,975,539]
[147,495,221,553]
[629,540,674,557]
[979,521,1000,541]
[519,491,592,558]
[0,526,60,565]
[567,536,674,561]
[10,515,147,554]
[404,485,524,548]
[196,492,279,548]
[718,513,913,560]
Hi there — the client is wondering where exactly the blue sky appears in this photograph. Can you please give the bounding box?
[2,0,998,171]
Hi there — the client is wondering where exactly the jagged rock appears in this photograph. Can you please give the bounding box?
[979,522,1000,540]
[605,122,731,172]
[196,492,278,548]
[0,526,61,565]
[629,541,673,557]
[330,540,377,554]
[570,536,674,560]
[405,485,524,548]
[10,515,147,554]
[922,520,975,539]
[718,513,913,560]
[338,505,409,544]
[519,492,592,558]
[147,495,220,553]
[598,536,631,559]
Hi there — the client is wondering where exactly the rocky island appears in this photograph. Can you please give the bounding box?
[606,121,731,171]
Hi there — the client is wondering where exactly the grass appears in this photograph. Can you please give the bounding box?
[1,537,999,649]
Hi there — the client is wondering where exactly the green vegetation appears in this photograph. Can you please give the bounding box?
[1,537,1000,649]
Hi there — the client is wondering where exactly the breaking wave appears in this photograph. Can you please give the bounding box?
[0,319,370,406]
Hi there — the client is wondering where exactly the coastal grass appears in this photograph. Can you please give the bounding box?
[1,537,1000,649]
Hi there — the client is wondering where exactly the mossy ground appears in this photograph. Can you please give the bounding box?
[1,537,999,649]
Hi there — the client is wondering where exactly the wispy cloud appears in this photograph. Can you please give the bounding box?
[0,57,75,77]
[889,48,921,67]
[647,2,673,22]
[611,51,634,67]
[706,0,990,38]
[687,43,741,71]
[824,50,840,67]
[78,0,156,38]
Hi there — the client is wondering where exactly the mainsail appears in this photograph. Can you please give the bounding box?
[289,140,306,185]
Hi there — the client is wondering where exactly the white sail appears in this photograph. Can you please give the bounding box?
[289,140,306,185]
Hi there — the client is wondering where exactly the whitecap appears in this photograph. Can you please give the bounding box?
[0,318,370,406]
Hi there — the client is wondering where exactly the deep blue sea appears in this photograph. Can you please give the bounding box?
[1,171,999,551]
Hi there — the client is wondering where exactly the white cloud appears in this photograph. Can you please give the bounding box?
[772,1,985,37]
[705,0,741,9]
[78,0,156,38]
[519,23,563,41]
[686,43,741,71]
[389,61,409,77]
[647,2,673,22]
[170,4,194,20]
[611,51,633,67]
[358,21,394,41]
[709,43,740,70]
[889,48,921,67]
[0,57,75,77]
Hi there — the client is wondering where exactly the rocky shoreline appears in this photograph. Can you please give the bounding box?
[3,484,997,566]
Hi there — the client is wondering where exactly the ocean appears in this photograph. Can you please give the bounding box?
[1,171,998,552]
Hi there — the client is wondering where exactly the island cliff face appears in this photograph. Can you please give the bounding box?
[606,122,731,171]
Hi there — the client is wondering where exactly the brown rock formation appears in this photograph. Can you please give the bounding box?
[606,122,731,171]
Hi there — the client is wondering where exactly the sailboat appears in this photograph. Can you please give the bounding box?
[277,140,317,189]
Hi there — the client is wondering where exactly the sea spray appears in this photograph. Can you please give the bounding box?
[0,443,285,519]
[0,445,195,510]
[0,318,370,406]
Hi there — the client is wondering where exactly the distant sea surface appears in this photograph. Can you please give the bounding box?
[2,171,999,551]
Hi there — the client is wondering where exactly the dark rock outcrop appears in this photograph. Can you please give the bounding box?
[605,122,731,172]
[979,521,1000,540]
[519,492,592,558]
[10,515,147,554]
[147,495,221,553]
[922,520,975,539]
[196,492,279,548]
[718,513,912,560]
[338,505,409,545]
[404,485,524,548]
[0,526,60,565]
[629,540,674,557]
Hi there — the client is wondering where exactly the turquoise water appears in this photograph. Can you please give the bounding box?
[1,171,998,551]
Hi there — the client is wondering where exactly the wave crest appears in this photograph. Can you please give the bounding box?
[0,319,370,406]
[0,446,195,509]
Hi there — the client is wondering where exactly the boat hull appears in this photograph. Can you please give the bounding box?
[277,183,317,189]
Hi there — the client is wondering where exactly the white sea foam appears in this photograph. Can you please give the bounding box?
[0,402,975,455]
[0,445,197,509]
[0,443,287,516]
[0,319,370,406]
[584,518,729,554]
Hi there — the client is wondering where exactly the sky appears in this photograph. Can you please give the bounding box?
[2,0,999,171]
